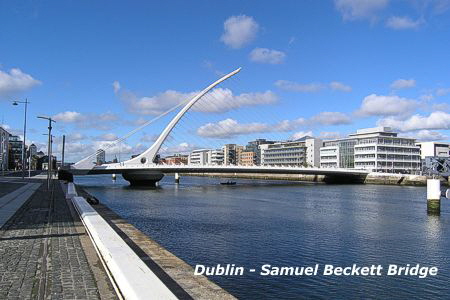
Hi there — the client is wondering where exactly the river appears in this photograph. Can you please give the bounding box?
[75,175,450,299]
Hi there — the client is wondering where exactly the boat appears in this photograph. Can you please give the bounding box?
[220,181,236,185]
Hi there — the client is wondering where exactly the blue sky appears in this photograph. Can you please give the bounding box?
[1,0,449,162]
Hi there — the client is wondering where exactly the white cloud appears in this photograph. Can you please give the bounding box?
[436,87,450,96]
[377,111,450,131]
[334,0,389,20]
[95,133,119,141]
[196,112,351,139]
[432,103,450,111]
[310,112,352,125]
[197,118,270,139]
[275,80,352,93]
[390,78,416,89]
[319,131,343,140]
[356,94,419,116]
[413,130,448,141]
[330,81,352,92]
[160,142,199,155]
[113,81,121,93]
[0,68,41,98]
[275,80,326,93]
[220,15,259,49]
[386,16,423,30]
[52,111,120,130]
[419,94,434,101]
[249,48,286,64]
[291,131,313,140]
[117,87,277,115]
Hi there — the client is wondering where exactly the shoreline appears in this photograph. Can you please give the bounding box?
[180,172,448,186]
[75,184,236,300]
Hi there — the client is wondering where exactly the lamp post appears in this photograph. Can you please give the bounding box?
[37,116,55,190]
[12,99,29,179]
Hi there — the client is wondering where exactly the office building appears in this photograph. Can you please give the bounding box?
[96,149,106,165]
[320,127,421,173]
[164,154,188,165]
[245,139,276,165]
[188,149,224,165]
[260,136,322,167]
[239,151,256,166]
[8,135,23,170]
[416,142,450,159]
[0,127,9,172]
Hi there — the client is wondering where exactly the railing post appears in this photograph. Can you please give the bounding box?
[427,179,441,215]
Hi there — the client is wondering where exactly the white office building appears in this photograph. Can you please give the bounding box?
[320,127,421,173]
[188,149,224,165]
[416,142,450,159]
[260,136,322,167]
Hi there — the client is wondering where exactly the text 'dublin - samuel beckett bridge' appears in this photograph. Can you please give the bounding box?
[60,67,369,186]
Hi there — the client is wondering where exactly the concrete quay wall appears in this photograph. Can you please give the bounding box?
[182,172,447,186]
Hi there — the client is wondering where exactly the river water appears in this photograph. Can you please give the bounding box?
[76,175,450,299]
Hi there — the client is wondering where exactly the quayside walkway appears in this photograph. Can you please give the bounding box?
[0,178,116,299]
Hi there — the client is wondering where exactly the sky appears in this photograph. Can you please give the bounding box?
[0,0,449,162]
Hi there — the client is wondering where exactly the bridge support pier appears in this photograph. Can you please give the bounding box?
[122,170,164,187]
[427,179,441,215]
[175,173,180,184]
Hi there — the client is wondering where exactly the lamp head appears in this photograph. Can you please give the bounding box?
[12,101,18,106]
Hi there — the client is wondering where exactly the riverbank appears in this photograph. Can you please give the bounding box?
[181,172,448,186]
[75,185,235,299]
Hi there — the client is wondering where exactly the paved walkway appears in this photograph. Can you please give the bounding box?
[0,179,117,299]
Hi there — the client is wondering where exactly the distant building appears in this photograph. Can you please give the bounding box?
[416,142,450,159]
[96,149,106,165]
[188,149,224,165]
[222,144,243,165]
[239,151,256,166]
[8,135,23,170]
[28,143,37,157]
[320,127,421,173]
[245,139,276,165]
[260,137,322,167]
[0,127,9,171]
[164,154,189,165]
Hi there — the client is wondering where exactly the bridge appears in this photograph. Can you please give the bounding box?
[61,67,370,186]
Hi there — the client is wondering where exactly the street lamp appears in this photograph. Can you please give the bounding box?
[37,116,56,190]
[12,99,30,179]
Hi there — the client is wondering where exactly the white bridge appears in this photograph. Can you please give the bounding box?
[63,68,370,185]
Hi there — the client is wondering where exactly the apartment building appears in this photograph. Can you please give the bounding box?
[164,154,188,165]
[245,139,276,165]
[188,149,224,165]
[320,127,421,173]
[239,151,256,166]
[416,142,450,159]
[222,144,243,165]
[260,136,322,167]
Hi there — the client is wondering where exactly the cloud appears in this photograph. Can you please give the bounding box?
[419,94,434,101]
[432,103,450,111]
[52,111,120,130]
[113,81,121,93]
[330,81,352,92]
[386,16,423,29]
[220,15,259,49]
[196,112,351,139]
[291,131,313,140]
[0,68,41,98]
[356,94,419,117]
[334,0,389,20]
[412,130,448,141]
[310,112,352,125]
[275,80,352,93]
[117,86,278,115]
[436,87,450,96]
[249,48,286,64]
[160,142,199,155]
[94,133,119,141]
[377,111,450,131]
[197,118,271,139]
[390,78,416,89]
[275,80,326,92]
[319,131,343,140]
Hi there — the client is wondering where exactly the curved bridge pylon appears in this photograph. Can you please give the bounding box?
[66,67,242,186]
